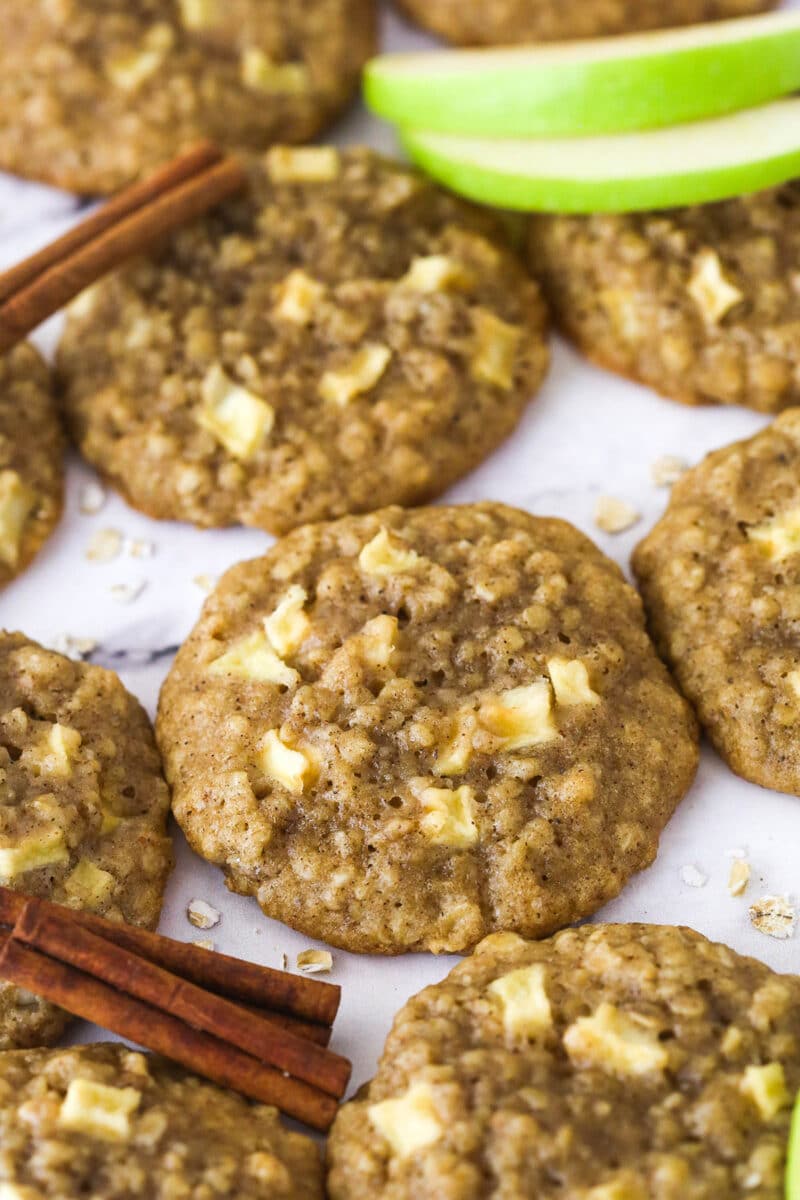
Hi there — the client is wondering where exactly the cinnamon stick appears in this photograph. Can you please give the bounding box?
[0,887,339,1026]
[0,142,247,355]
[13,898,350,1098]
[0,936,338,1132]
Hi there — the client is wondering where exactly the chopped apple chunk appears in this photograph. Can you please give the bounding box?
[274,270,326,325]
[0,470,35,568]
[264,586,310,659]
[259,730,313,794]
[564,1003,668,1078]
[178,0,219,28]
[319,344,392,407]
[688,250,743,325]
[241,49,309,94]
[358,528,422,578]
[208,631,298,687]
[39,723,82,777]
[266,147,341,184]
[480,681,557,750]
[368,1082,444,1158]
[740,1062,791,1121]
[64,860,116,908]
[105,24,174,91]
[197,365,274,461]
[58,1078,141,1142]
[0,830,68,881]
[419,785,478,848]
[470,309,520,389]
[399,255,474,293]
[747,506,800,562]
[360,614,398,669]
[547,657,600,707]
[489,963,552,1039]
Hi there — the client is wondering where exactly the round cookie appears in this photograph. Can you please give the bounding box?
[528,183,800,415]
[0,0,376,194]
[329,923,800,1198]
[0,631,173,1049]
[395,0,776,47]
[157,502,698,955]
[58,149,549,535]
[0,345,63,592]
[0,1042,323,1198]
[633,409,800,795]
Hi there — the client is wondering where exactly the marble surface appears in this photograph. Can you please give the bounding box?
[0,2,798,1105]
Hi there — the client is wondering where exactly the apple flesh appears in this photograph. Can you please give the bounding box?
[401,98,800,214]
[366,12,800,138]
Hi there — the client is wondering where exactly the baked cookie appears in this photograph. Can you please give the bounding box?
[396,0,776,47]
[0,345,63,591]
[0,632,173,1049]
[633,410,800,795]
[0,0,376,194]
[0,1042,323,1198]
[157,502,698,955]
[59,148,549,535]
[528,183,800,415]
[328,922,800,1199]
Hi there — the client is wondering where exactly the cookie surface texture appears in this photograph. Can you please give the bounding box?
[0,631,173,1049]
[395,0,776,46]
[59,149,549,534]
[328,922,800,1199]
[0,1042,323,1198]
[528,184,800,414]
[0,0,376,193]
[634,409,800,794]
[0,345,63,592]
[158,502,698,954]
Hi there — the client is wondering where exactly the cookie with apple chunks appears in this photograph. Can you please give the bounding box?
[0,632,173,1049]
[157,502,697,955]
[328,922,800,1199]
[59,148,549,535]
[634,409,800,795]
[396,0,775,46]
[529,183,800,414]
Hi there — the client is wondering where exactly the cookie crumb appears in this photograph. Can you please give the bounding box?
[192,938,215,952]
[749,895,796,939]
[728,858,751,898]
[280,952,288,970]
[297,949,332,975]
[109,580,147,604]
[680,863,708,888]
[86,527,122,563]
[78,481,106,515]
[651,455,687,487]
[187,899,221,930]
[594,496,640,534]
[47,634,98,660]
[126,537,155,559]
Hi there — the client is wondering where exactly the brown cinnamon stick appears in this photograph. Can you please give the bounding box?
[0,887,339,1026]
[0,935,338,1132]
[0,142,247,355]
[13,898,350,1098]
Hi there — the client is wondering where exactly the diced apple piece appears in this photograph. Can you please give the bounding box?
[241,49,309,95]
[358,528,422,578]
[258,730,313,795]
[0,470,35,568]
[64,860,116,908]
[197,365,274,461]
[58,1078,141,1141]
[740,1062,791,1121]
[547,658,600,707]
[0,830,69,881]
[266,147,340,184]
[368,1082,444,1158]
[747,506,800,562]
[264,586,310,659]
[480,681,558,750]
[208,631,298,687]
[489,963,552,1039]
[419,785,478,848]
[564,1003,668,1077]
[319,344,392,407]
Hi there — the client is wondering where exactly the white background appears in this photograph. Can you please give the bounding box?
[0,1,798,1103]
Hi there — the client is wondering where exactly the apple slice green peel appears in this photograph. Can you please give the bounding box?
[366,12,800,138]
[789,1090,800,1200]
[401,98,800,215]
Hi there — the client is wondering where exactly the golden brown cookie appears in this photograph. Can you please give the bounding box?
[529,184,800,415]
[0,0,376,193]
[329,923,800,1200]
[59,149,549,535]
[396,0,776,46]
[634,409,800,795]
[0,345,63,592]
[0,1043,323,1198]
[157,503,698,955]
[0,632,173,1049]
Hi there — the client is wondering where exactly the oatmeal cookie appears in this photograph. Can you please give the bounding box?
[328,923,800,1200]
[528,183,800,414]
[0,0,376,194]
[157,502,698,955]
[0,345,63,592]
[396,0,775,47]
[59,149,549,535]
[0,632,173,1049]
[0,1042,323,1198]
[634,409,800,795]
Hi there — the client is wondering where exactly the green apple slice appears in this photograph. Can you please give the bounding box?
[401,98,800,214]
[366,12,800,138]
[789,1090,800,1200]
